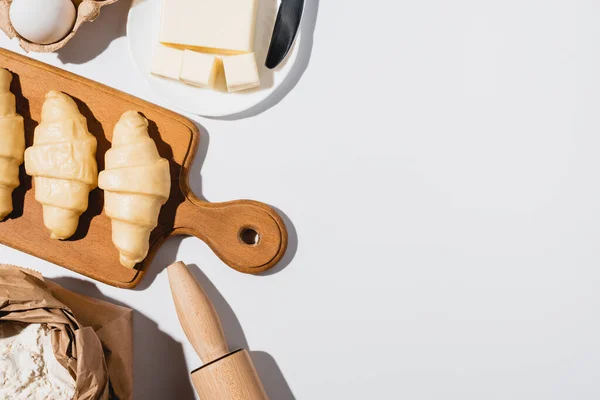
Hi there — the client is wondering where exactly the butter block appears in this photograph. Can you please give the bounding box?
[180,50,219,88]
[160,0,258,54]
[151,45,183,80]
[223,53,260,92]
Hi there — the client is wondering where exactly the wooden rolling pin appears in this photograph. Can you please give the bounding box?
[168,261,268,400]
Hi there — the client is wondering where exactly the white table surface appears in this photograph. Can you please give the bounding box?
[2,1,600,399]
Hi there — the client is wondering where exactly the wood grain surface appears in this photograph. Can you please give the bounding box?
[168,261,230,363]
[0,48,288,288]
[168,261,268,400]
[191,350,268,400]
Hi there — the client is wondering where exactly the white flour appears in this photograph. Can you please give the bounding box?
[0,323,76,400]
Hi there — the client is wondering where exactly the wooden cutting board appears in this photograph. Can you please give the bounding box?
[0,48,288,288]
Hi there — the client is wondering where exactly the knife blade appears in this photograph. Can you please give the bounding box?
[265,0,304,69]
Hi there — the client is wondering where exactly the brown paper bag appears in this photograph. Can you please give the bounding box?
[0,265,133,400]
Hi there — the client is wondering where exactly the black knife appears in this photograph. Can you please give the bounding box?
[265,0,304,69]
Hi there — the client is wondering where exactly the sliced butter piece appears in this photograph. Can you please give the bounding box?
[151,45,183,81]
[180,50,220,88]
[160,0,258,54]
[222,53,260,92]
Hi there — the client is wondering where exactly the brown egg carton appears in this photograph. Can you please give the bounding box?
[0,0,119,53]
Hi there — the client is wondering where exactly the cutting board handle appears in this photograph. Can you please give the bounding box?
[173,194,288,274]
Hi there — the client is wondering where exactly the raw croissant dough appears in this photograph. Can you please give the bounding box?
[98,111,170,268]
[0,68,24,220]
[24,91,98,239]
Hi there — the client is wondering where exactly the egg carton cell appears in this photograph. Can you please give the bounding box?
[0,0,120,53]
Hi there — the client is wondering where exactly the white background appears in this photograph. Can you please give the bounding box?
[1,0,600,399]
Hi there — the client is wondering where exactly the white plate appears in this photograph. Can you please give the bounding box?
[127,0,300,117]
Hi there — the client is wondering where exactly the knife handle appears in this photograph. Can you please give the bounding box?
[265,0,305,69]
[167,262,230,363]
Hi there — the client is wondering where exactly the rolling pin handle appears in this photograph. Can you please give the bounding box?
[168,262,270,400]
[167,261,230,363]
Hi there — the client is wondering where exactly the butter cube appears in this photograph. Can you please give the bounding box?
[222,53,260,92]
[180,50,219,88]
[160,0,258,54]
[150,45,183,81]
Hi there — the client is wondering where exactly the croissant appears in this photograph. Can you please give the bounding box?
[98,111,171,268]
[24,91,98,239]
[0,68,24,220]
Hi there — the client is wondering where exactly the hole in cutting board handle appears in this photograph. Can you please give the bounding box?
[239,228,260,246]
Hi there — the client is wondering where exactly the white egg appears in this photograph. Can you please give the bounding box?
[9,0,76,45]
